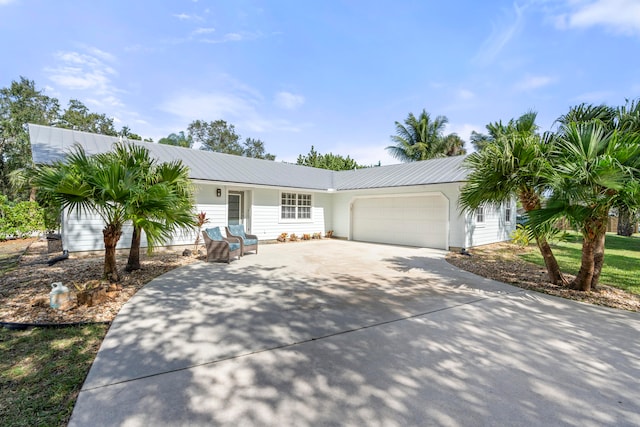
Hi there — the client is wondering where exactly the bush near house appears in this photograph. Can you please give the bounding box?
[0,196,45,240]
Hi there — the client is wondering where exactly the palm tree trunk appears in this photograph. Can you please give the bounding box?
[126,226,142,272]
[535,235,567,286]
[617,207,635,236]
[570,234,596,291]
[591,231,607,290]
[103,223,122,282]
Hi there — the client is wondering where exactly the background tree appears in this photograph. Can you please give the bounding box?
[119,125,142,141]
[0,77,60,201]
[614,99,640,236]
[460,111,565,285]
[297,145,363,170]
[158,131,193,148]
[469,110,539,152]
[58,99,118,136]
[189,119,243,155]
[387,109,465,162]
[243,137,275,160]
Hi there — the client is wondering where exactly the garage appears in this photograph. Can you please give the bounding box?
[351,194,448,249]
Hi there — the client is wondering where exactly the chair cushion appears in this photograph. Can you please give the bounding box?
[243,238,258,247]
[205,227,224,241]
[228,242,241,252]
[228,224,247,239]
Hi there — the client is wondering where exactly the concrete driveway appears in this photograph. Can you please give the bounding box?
[69,240,640,427]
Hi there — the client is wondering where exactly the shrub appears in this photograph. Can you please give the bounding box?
[312,232,322,239]
[0,196,45,240]
[302,233,311,240]
[289,233,298,242]
[277,232,288,242]
[325,230,334,238]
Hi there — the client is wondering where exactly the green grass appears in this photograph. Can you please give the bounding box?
[520,232,640,294]
[0,325,108,427]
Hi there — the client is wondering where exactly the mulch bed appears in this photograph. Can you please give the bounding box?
[0,239,201,324]
[446,242,640,312]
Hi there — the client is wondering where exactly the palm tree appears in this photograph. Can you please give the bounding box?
[614,99,640,236]
[469,110,539,151]
[118,143,195,271]
[530,122,640,291]
[387,110,461,162]
[459,123,566,285]
[34,145,132,281]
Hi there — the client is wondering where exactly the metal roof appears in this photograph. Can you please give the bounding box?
[334,155,468,190]
[29,124,468,192]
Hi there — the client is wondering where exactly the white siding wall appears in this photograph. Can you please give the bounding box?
[331,183,467,249]
[250,189,333,240]
[464,199,517,248]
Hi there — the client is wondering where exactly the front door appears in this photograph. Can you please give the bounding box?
[228,193,242,225]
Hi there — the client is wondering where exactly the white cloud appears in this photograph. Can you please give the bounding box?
[515,75,556,91]
[0,0,17,5]
[192,27,215,35]
[199,31,264,44]
[558,0,640,35]
[571,90,615,103]
[474,2,528,66]
[160,87,302,134]
[45,48,123,108]
[173,13,203,21]
[457,89,475,100]
[274,91,305,110]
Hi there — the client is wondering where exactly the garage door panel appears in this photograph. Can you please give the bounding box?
[352,195,447,249]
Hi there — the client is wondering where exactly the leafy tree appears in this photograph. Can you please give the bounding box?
[297,146,363,170]
[387,109,465,161]
[0,195,44,239]
[158,131,193,148]
[613,99,640,236]
[120,126,142,141]
[189,119,243,155]
[59,99,118,136]
[459,111,566,285]
[0,77,60,201]
[243,137,275,160]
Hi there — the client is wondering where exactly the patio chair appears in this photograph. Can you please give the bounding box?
[225,224,259,255]
[202,227,241,263]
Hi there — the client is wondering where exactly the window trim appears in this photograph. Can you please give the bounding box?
[280,191,313,222]
[505,205,512,224]
[475,206,485,225]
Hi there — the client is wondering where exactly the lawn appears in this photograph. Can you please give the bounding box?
[520,232,640,295]
[0,325,108,427]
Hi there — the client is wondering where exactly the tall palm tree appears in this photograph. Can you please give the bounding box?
[530,122,640,291]
[469,110,539,151]
[387,110,457,162]
[34,145,132,281]
[459,126,566,285]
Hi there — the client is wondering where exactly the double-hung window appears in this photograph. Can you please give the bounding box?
[475,206,485,224]
[505,206,512,223]
[281,192,312,220]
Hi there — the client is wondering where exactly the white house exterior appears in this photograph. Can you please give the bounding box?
[29,124,516,253]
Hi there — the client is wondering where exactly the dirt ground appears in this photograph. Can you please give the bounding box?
[0,238,200,324]
[446,242,640,312]
[1,239,638,326]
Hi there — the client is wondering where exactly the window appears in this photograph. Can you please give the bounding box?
[281,192,312,220]
[505,206,512,223]
[475,207,485,224]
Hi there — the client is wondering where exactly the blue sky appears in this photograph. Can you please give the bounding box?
[2,0,640,165]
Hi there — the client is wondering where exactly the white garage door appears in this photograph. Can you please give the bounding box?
[351,195,448,249]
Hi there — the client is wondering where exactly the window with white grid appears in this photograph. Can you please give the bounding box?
[476,206,485,224]
[281,192,312,220]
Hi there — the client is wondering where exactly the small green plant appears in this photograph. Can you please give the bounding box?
[289,233,298,242]
[277,232,288,242]
[312,232,322,239]
[511,224,531,247]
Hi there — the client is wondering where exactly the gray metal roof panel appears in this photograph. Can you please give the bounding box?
[334,155,468,190]
[29,124,334,190]
[29,124,469,191]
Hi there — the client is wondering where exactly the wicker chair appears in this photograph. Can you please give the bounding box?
[202,227,241,263]
[225,224,259,255]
